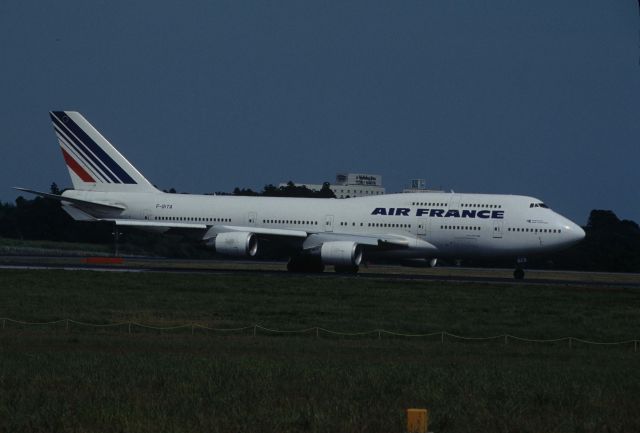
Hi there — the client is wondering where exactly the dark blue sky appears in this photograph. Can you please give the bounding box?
[2,1,638,224]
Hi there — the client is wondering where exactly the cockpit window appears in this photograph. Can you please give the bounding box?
[529,203,550,209]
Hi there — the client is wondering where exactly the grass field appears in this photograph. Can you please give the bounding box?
[0,269,639,432]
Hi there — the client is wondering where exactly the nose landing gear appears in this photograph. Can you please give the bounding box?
[514,257,527,280]
[513,268,525,280]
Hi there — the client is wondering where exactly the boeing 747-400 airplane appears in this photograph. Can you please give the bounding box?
[16,111,585,278]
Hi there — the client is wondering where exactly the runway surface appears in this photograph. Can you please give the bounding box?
[2,255,639,288]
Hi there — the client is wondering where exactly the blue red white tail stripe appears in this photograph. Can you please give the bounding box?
[60,148,95,182]
[52,114,118,183]
[50,111,136,184]
[54,124,111,183]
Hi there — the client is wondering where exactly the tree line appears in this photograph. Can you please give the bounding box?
[230,181,336,198]
[1,183,638,272]
[463,209,640,273]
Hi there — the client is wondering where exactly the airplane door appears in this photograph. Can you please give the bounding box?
[492,219,503,238]
[324,215,334,232]
[417,217,427,237]
[247,211,257,226]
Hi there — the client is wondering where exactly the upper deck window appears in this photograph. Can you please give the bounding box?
[529,203,550,209]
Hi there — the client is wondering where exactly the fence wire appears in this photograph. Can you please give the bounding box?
[0,317,637,350]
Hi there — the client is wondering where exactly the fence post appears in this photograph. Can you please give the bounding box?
[66,319,69,332]
[128,323,131,334]
[378,330,381,340]
[504,335,508,345]
[316,327,319,338]
[2,318,5,329]
[253,325,256,337]
[568,337,572,349]
[441,332,444,344]
[407,408,428,433]
[635,340,638,353]
[191,324,194,335]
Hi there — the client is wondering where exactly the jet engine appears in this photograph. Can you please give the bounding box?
[320,241,363,266]
[214,232,258,257]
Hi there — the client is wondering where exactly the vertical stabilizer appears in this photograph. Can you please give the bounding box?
[50,111,159,193]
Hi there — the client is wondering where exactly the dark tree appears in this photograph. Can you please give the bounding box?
[318,182,336,198]
[233,187,259,196]
[550,210,640,272]
[262,184,279,197]
[50,182,61,195]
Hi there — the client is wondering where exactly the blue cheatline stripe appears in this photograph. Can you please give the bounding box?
[50,112,137,184]
[55,126,110,183]
[51,114,119,183]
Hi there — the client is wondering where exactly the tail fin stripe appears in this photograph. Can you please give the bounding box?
[51,114,120,184]
[49,110,158,193]
[60,148,96,182]
[55,126,112,183]
[50,112,136,184]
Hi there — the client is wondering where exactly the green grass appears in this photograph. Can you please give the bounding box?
[0,269,639,432]
[1,270,638,340]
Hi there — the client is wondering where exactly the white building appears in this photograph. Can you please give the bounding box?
[279,173,385,198]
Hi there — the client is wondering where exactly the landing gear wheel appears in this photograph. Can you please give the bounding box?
[513,268,525,280]
[287,257,324,273]
[286,260,299,272]
[334,265,359,274]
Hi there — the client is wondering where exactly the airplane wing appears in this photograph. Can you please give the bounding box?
[302,232,436,252]
[106,221,308,239]
[204,226,417,247]
[107,221,308,239]
[111,219,207,229]
[203,226,434,258]
[202,226,427,255]
[203,225,308,240]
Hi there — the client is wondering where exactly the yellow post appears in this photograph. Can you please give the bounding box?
[407,408,428,433]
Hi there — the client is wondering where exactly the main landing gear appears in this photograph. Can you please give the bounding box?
[286,256,360,274]
[287,256,325,273]
[334,265,359,274]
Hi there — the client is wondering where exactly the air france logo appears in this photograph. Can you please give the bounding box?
[371,207,504,219]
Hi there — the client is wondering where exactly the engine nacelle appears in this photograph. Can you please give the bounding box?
[214,232,258,257]
[320,241,363,266]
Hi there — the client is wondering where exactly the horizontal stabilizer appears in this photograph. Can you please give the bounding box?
[13,187,125,213]
[61,204,98,221]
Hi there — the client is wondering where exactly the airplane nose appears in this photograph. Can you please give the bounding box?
[564,221,586,244]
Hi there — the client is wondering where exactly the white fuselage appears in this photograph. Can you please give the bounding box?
[63,189,585,261]
[29,110,585,271]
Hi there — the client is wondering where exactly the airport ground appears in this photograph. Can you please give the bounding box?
[2,253,640,287]
[0,265,639,433]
